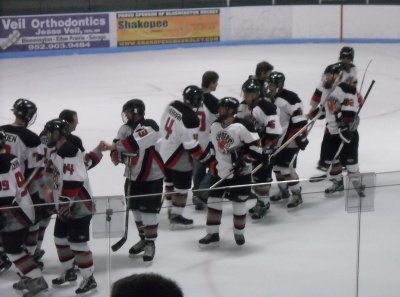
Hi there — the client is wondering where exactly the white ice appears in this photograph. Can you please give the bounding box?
[1,43,400,297]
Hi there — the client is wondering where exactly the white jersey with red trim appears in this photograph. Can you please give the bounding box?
[0,124,45,195]
[195,92,219,149]
[160,101,203,172]
[323,82,359,135]
[114,118,164,182]
[49,141,94,218]
[0,153,35,231]
[273,89,308,148]
[210,117,261,179]
[310,62,358,108]
[237,99,282,147]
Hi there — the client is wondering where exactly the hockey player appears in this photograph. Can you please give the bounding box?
[309,47,358,171]
[310,64,361,197]
[198,97,263,247]
[266,72,309,210]
[249,61,274,99]
[192,71,219,210]
[0,128,50,297]
[0,99,49,270]
[99,99,164,264]
[159,86,204,230]
[43,118,97,296]
[237,79,282,219]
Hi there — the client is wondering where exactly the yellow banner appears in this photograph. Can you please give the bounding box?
[116,9,220,46]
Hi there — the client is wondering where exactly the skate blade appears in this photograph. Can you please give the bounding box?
[128,253,143,259]
[199,242,220,249]
[76,288,98,297]
[287,204,303,212]
[325,191,344,198]
[52,281,77,288]
[169,223,194,231]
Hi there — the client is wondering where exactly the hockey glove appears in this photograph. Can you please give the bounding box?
[295,132,309,150]
[198,144,215,166]
[232,155,253,176]
[58,196,75,221]
[120,152,139,166]
[110,150,119,166]
[262,146,274,169]
[339,124,352,143]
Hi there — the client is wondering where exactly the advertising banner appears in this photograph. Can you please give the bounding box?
[117,9,220,46]
[0,14,110,52]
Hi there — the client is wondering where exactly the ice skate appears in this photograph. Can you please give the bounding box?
[13,273,31,293]
[52,267,77,288]
[0,253,12,274]
[169,214,194,230]
[33,249,45,261]
[75,275,97,296]
[316,160,327,171]
[142,241,155,265]
[287,189,303,211]
[325,178,344,197]
[234,234,245,246]
[270,188,290,203]
[251,201,271,219]
[23,276,49,297]
[192,196,205,211]
[128,239,145,258]
[199,233,220,249]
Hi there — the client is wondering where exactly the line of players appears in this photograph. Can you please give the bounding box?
[0,46,362,296]
[0,107,101,296]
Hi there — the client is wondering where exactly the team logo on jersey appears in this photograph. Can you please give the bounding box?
[216,131,234,154]
[327,96,339,113]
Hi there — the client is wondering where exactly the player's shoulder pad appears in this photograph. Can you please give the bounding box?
[57,141,80,158]
[1,125,41,148]
[0,153,19,174]
[280,89,302,105]
[257,99,278,115]
[203,93,219,114]
[171,101,200,129]
[234,117,257,133]
[338,82,357,95]
[143,119,159,131]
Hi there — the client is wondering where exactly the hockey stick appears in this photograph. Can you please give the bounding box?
[310,80,375,183]
[359,60,372,94]
[251,109,325,176]
[111,166,132,252]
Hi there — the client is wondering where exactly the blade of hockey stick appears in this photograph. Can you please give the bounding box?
[309,173,328,183]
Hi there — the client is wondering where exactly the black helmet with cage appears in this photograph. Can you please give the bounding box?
[12,99,37,127]
[182,85,203,108]
[43,118,70,148]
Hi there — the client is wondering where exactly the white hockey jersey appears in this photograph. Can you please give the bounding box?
[0,153,35,231]
[273,89,308,148]
[210,117,261,179]
[322,82,359,135]
[310,62,358,108]
[114,118,164,182]
[160,101,203,171]
[49,141,94,218]
[237,99,282,147]
[195,92,219,149]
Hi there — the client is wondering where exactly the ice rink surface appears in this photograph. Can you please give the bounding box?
[1,43,400,297]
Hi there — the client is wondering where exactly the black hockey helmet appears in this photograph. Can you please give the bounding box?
[339,46,354,61]
[122,99,145,116]
[242,79,261,95]
[43,118,70,148]
[183,85,203,108]
[324,63,342,75]
[218,97,239,117]
[12,98,37,127]
[266,71,285,88]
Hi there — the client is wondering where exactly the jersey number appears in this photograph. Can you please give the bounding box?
[0,171,27,196]
[164,117,175,140]
[197,111,206,132]
[138,128,148,138]
[63,164,74,175]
